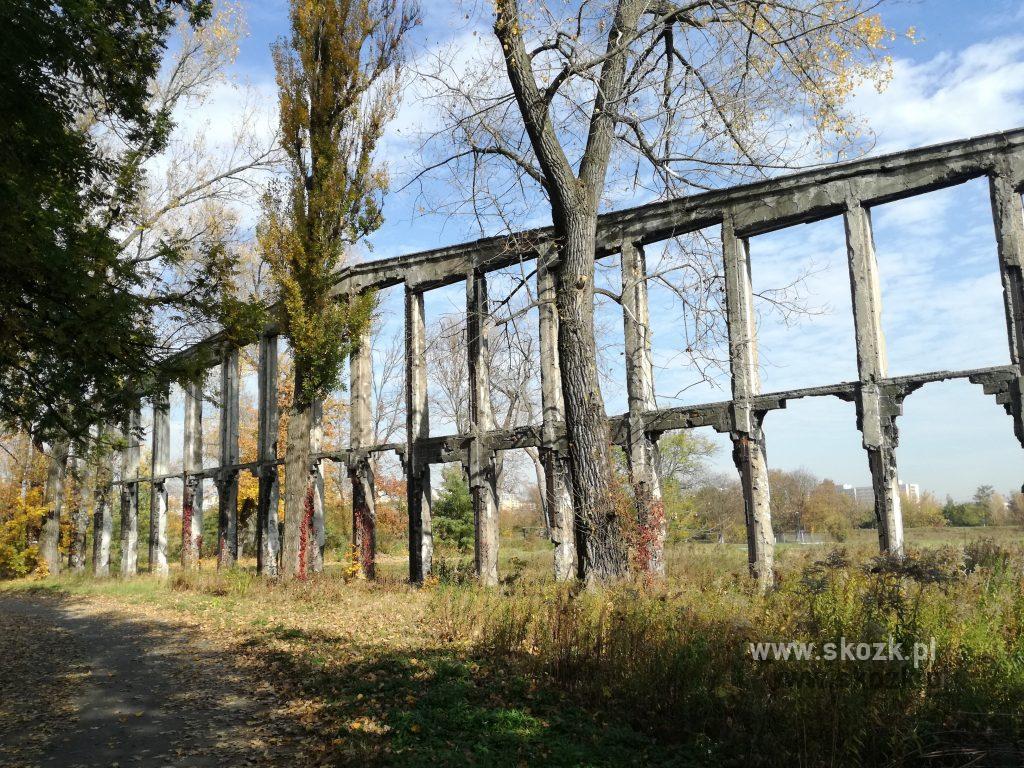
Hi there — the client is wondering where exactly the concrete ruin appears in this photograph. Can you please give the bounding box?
[97,127,1024,582]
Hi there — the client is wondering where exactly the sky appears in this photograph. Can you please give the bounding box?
[164,0,1024,502]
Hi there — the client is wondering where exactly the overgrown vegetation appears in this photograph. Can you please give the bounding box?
[6,537,1023,766]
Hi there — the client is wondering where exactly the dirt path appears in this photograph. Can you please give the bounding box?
[0,592,291,768]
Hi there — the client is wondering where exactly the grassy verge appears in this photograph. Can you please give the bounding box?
[3,534,1024,766]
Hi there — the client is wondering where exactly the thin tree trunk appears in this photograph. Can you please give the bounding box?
[282,396,313,579]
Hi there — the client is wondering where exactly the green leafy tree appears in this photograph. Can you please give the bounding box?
[261,0,419,578]
[0,0,215,440]
[433,467,474,553]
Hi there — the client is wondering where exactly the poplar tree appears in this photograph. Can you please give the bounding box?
[261,0,419,578]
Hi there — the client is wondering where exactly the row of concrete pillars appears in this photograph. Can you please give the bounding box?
[41,169,1024,587]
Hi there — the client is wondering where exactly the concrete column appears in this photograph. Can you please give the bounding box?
[256,333,280,576]
[217,346,240,567]
[466,270,500,585]
[39,439,69,575]
[844,200,904,556]
[537,253,576,581]
[620,241,665,576]
[120,409,140,577]
[69,449,94,573]
[309,399,326,573]
[182,380,203,569]
[92,427,114,577]
[989,166,1024,447]
[148,388,170,575]
[405,286,433,582]
[349,328,377,579]
[722,218,775,589]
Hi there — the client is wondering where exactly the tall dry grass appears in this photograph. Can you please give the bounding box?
[427,541,1024,766]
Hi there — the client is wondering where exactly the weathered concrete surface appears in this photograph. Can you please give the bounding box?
[120,411,140,577]
[122,128,1024,584]
[990,166,1024,447]
[723,218,774,590]
[845,201,904,556]
[405,287,433,582]
[149,389,170,575]
[467,271,500,586]
[349,331,377,579]
[217,346,240,568]
[182,380,204,570]
[256,333,280,576]
[621,242,665,577]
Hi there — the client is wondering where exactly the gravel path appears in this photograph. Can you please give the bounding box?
[0,592,288,768]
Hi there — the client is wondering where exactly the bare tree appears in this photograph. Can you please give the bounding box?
[413,0,898,580]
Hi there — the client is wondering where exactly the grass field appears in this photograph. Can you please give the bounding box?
[4,525,1024,766]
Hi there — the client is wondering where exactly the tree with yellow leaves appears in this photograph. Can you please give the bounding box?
[260,0,419,579]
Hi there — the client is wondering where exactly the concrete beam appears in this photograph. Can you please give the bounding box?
[723,217,774,590]
[405,287,433,582]
[845,200,904,556]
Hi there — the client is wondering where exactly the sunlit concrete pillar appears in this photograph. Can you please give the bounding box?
[845,200,904,556]
[40,439,69,575]
[349,326,377,579]
[92,426,114,576]
[182,380,204,569]
[148,387,170,575]
[467,269,500,586]
[723,217,775,590]
[621,241,665,577]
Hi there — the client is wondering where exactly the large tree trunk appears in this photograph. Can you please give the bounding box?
[39,440,69,575]
[554,211,629,581]
[281,394,314,580]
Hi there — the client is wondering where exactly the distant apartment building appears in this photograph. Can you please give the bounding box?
[841,481,920,505]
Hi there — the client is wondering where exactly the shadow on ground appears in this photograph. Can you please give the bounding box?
[0,590,296,768]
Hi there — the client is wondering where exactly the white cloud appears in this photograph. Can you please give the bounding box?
[853,36,1024,152]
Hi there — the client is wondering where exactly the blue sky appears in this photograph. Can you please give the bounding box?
[173,0,1024,501]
